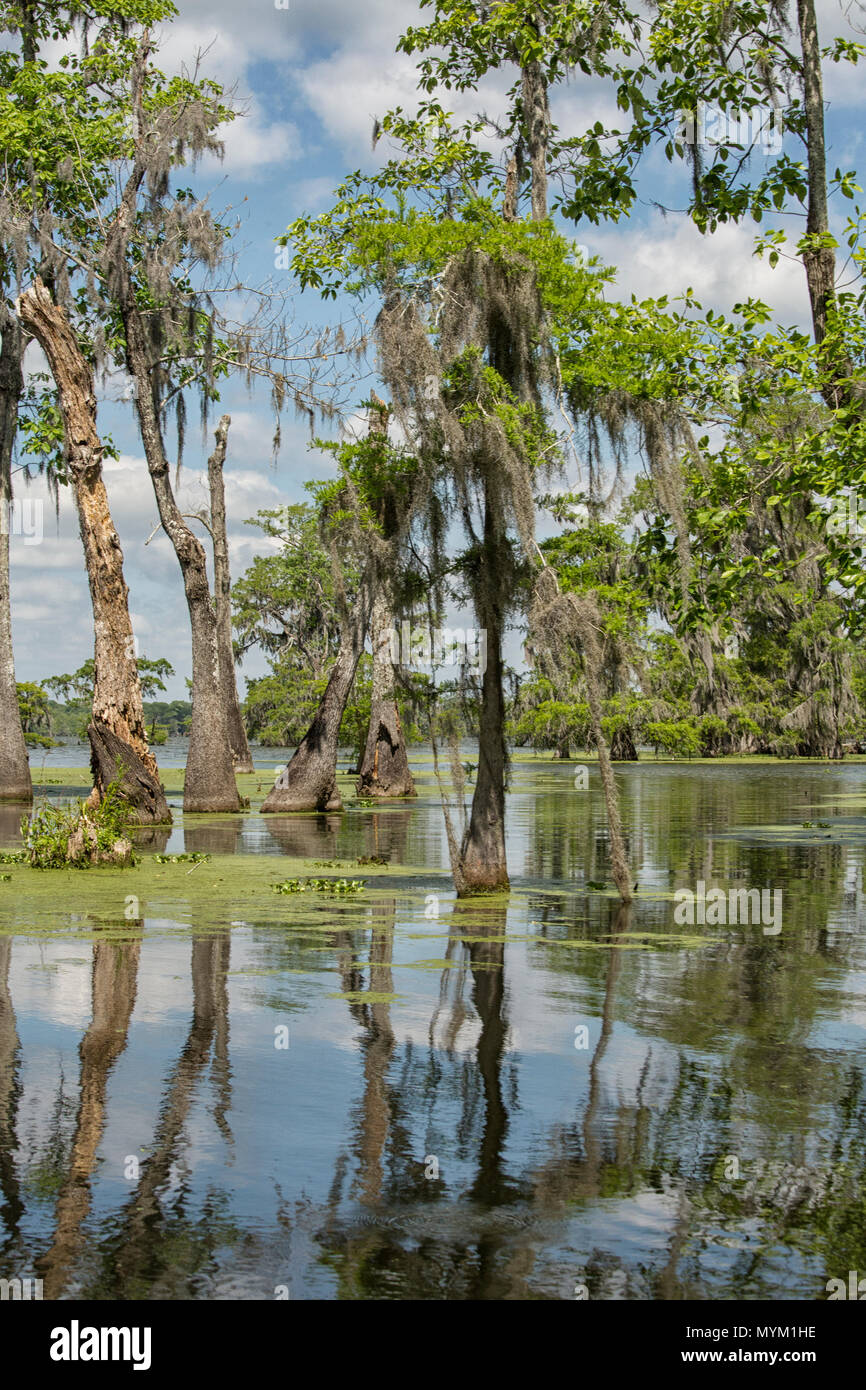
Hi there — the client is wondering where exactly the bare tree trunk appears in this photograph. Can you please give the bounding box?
[356,590,415,798]
[459,497,509,894]
[262,570,373,813]
[16,281,170,823]
[0,313,31,803]
[522,58,550,221]
[110,273,240,813]
[207,415,254,774]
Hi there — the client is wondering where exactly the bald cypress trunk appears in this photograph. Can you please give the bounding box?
[16,280,170,823]
[356,591,415,798]
[0,312,31,803]
[459,495,509,894]
[455,52,553,892]
[207,416,254,774]
[264,398,388,814]
[106,205,240,813]
[262,569,373,813]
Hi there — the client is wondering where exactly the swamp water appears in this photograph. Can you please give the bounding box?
[1,750,865,1300]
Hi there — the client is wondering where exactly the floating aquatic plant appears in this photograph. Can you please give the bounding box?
[272,877,367,895]
[154,852,212,864]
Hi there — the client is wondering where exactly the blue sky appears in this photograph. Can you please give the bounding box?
[10,0,865,699]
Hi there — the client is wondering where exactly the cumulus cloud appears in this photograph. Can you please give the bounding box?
[587,213,811,323]
[10,452,288,695]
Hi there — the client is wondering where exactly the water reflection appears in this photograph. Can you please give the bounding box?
[39,929,141,1299]
[0,760,864,1298]
[183,819,243,857]
[0,805,26,847]
[0,937,22,1255]
[104,931,232,1299]
[263,813,344,860]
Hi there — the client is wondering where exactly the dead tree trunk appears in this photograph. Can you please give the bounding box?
[0,311,32,803]
[356,590,415,798]
[261,568,373,813]
[207,415,254,774]
[16,280,170,823]
[106,203,240,813]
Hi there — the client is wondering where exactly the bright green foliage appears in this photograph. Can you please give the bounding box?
[22,775,135,869]
[271,877,367,895]
[16,681,53,746]
[45,657,174,704]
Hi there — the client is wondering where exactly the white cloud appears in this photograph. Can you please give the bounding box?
[9,451,288,694]
[589,213,811,323]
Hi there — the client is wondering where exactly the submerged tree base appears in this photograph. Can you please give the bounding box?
[456,878,511,898]
[356,704,416,799]
[0,777,33,803]
[261,774,343,814]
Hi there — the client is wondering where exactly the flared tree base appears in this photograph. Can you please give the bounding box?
[261,773,343,814]
[0,779,33,803]
[356,703,416,800]
[89,719,172,825]
[610,727,638,761]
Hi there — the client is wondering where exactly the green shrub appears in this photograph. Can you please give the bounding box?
[645,718,701,758]
[22,776,135,869]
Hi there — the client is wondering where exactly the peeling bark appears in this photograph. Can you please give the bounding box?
[0,312,31,803]
[16,280,169,823]
[106,195,240,814]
